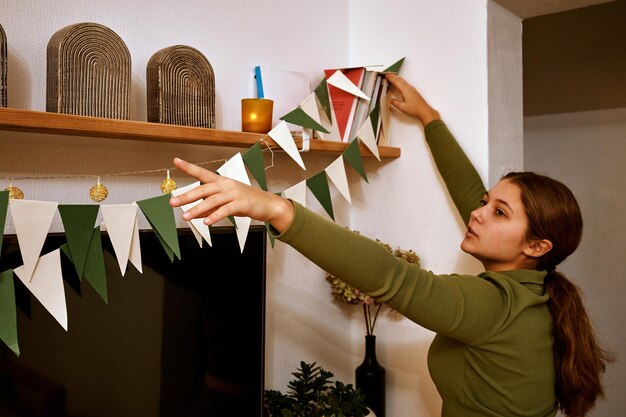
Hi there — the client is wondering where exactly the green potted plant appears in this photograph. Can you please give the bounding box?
[264,361,373,417]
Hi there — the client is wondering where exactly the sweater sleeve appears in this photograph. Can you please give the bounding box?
[424,120,487,225]
[276,203,521,344]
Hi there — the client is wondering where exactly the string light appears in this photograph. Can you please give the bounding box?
[89,177,109,202]
[1,134,306,198]
[4,180,25,200]
[160,169,177,194]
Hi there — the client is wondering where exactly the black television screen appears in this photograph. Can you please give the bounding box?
[0,225,266,417]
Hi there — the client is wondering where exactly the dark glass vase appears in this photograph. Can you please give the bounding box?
[355,335,385,417]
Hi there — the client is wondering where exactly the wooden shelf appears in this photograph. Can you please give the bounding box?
[0,107,400,158]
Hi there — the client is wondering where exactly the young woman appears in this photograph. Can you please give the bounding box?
[169,74,609,417]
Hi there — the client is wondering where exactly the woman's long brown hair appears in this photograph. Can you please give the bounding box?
[504,172,611,417]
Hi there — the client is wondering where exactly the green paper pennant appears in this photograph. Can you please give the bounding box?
[369,105,380,132]
[280,108,330,133]
[384,57,406,74]
[61,227,108,303]
[306,172,335,221]
[314,78,332,121]
[243,142,268,191]
[264,222,276,248]
[0,191,8,259]
[137,194,181,262]
[0,269,20,356]
[58,205,100,279]
[343,139,368,183]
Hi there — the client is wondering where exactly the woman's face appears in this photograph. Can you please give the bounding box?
[461,179,535,271]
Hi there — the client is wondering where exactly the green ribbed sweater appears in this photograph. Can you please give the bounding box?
[277,120,557,417]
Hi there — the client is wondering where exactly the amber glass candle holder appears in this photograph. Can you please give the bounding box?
[241,98,273,133]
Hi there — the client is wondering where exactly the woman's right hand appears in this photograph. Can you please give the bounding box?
[169,158,295,233]
[386,73,440,126]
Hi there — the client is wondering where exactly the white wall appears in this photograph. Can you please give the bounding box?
[1,1,498,416]
[525,108,626,416]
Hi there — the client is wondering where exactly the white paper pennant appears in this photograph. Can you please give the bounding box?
[325,156,352,204]
[356,117,381,160]
[283,180,307,207]
[14,249,68,331]
[327,70,371,101]
[171,181,212,248]
[268,121,306,170]
[9,199,58,282]
[100,203,143,276]
[217,153,252,252]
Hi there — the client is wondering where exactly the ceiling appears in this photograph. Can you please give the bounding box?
[493,0,616,18]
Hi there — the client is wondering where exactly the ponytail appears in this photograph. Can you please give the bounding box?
[545,271,611,417]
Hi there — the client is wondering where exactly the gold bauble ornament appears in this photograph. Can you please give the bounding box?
[161,170,177,194]
[5,185,25,200]
[89,177,109,202]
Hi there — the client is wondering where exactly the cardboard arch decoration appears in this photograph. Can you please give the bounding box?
[46,22,131,119]
[146,45,215,128]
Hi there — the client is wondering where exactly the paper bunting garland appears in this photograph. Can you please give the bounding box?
[14,249,68,331]
[0,59,405,356]
[355,110,381,161]
[0,269,19,355]
[268,121,306,170]
[58,205,100,279]
[314,77,332,122]
[9,199,59,282]
[327,69,371,101]
[343,139,368,183]
[384,57,405,73]
[217,153,253,252]
[283,180,307,207]
[61,226,108,303]
[280,107,329,134]
[136,194,181,262]
[101,203,143,275]
[171,181,212,248]
[325,156,351,205]
[306,172,334,221]
[243,142,268,191]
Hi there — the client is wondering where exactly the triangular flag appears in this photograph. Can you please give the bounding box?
[384,57,405,74]
[306,172,335,221]
[300,93,324,126]
[343,139,368,183]
[9,199,58,282]
[268,121,306,170]
[314,78,332,122]
[280,107,330,133]
[325,156,352,205]
[217,153,252,252]
[137,194,181,262]
[355,114,381,161]
[0,191,8,259]
[327,70,371,101]
[171,182,212,248]
[101,204,143,275]
[283,180,307,207]
[58,205,100,279]
[61,226,108,303]
[0,269,19,355]
[14,249,68,331]
[243,142,268,191]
